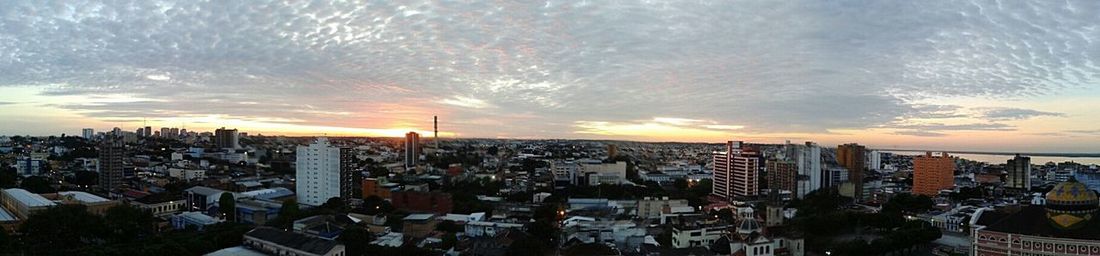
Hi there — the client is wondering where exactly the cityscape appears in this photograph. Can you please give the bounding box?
[2,1,1100,256]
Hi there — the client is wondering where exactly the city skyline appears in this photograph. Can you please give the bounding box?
[3,1,1100,153]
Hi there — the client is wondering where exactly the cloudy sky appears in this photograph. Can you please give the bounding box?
[1,0,1099,152]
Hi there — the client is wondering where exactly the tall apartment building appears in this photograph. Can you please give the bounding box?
[913,152,955,196]
[405,132,420,168]
[783,141,822,199]
[712,141,761,201]
[766,159,798,195]
[295,138,355,206]
[143,126,152,137]
[836,143,866,199]
[214,127,240,149]
[98,137,125,192]
[1006,154,1031,191]
[82,128,94,140]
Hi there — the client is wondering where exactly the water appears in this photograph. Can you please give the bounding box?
[882,151,1100,165]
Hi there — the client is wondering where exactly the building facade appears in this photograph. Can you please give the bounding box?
[913,152,955,196]
[766,159,798,196]
[214,127,240,149]
[836,143,866,199]
[712,141,761,200]
[98,137,125,192]
[1006,154,1031,191]
[405,132,420,168]
[295,138,354,206]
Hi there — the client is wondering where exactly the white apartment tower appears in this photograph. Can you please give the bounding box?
[784,141,822,199]
[295,138,354,206]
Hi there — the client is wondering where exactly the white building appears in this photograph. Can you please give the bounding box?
[82,128,95,140]
[783,141,821,199]
[867,150,882,171]
[168,168,205,181]
[14,155,46,177]
[295,138,353,206]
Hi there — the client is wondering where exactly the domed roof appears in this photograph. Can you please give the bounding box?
[736,218,761,235]
[1046,178,1098,205]
[1044,178,1099,230]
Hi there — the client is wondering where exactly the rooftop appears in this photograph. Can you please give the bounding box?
[3,188,57,208]
[185,186,226,196]
[404,213,435,221]
[0,207,16,222]
[245,227,342,255]
[57,191,110,203]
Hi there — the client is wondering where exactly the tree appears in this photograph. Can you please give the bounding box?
[218,193,236,222]
[70,171,98,186]
[19,205,106,253]
[338,225,374,256]
[0,166,17,188]
[20,176,55,193]
[104,204,155,243]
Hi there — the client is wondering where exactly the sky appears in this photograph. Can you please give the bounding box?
[1,1,1099,153]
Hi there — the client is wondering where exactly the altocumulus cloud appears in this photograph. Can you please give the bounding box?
[0,0,1096,138]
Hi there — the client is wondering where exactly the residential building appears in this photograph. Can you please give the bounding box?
[712,141,761,200]
[98,137,125,192]
[243,227,346,256]
[13,154,46,177]
[405,132,420,168]
[402,213,439,238]
[913,152,954,196]
[82,128,94,140]
[361,178,398,200]
[295,138,354,206]
[184,186,229,214]
[214,127,240,149]
[766,159,798,196]
[637,197,690,219]
[783,141,822,199]
[1006,154,1031,191]
[836,143,866,199]
[670,217,731,249]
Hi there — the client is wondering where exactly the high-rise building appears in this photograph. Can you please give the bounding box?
[143,126,152,137]
[111,127,123,136]
[913,152,955,196]
[867,150,882,170]
[160,127,171,138]
[836,143,866,199]
[135,128,144,138]
[1006,154,1031,191]
[766,158,798,195]
[608,144,619,160]
[295,138,355,206]
[214,127,240,149]
[98,137,125,192]
[783,141,822,198]
[712,141,761,201]
[405,132,420,168]
[169,128,180,139]
[82,128,95,140]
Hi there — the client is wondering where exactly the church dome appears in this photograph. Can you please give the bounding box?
[736,218,762,235]
[1044,178,1099,229]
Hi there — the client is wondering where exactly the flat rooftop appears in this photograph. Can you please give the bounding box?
[58,191,110,203]
[3,188,57,208]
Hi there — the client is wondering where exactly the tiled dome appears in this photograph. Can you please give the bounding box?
[1045,178,1099,230]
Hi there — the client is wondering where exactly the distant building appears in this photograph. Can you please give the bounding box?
[82,128,94,140]
[41,191,118,216]
[243,227,346,256]
[766,159,798,196]
[1006,154,1032,191]
[402,213,439,238]
[295,138,355,206]
[783,141,822,199]
[405,132,420,168]
[913,152,955,196]
[98,137,125,192]
[13,154,46,177]
[836,143,866,199]
[712,141,761,200]
[171,211,221,230]
[361,178,398,200]
[637,197,690,219]
[607,144,618,160]
[214,127,240,149]
[184,186,230,214]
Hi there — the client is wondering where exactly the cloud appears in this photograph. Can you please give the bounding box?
[439,96,494,109]
[0,0,1097,143]
[888,122,1016,137]
[975,107,1065,121]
